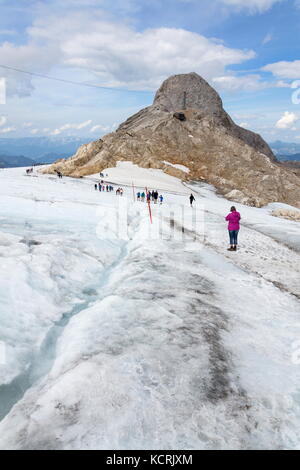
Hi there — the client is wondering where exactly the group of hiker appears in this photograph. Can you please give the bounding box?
[136,190,163,204]
[26,168,34,175]
[93,185,195,208]
[94,182,114,192]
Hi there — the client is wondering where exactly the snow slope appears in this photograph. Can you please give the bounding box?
[87,161,191,194]
[0,165,299,450]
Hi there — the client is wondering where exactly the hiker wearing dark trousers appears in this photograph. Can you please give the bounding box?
[94,184,98,190]
[190,194,195,207]
[225,206,241,251]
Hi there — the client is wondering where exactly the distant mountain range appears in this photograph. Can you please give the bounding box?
[270,141,300,160]
[277,153,300,162]
[0,136,89,168]
[1,136,300,169]
[0,155,36,168]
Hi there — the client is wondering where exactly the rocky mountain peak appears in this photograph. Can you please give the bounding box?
[153,72,223,116]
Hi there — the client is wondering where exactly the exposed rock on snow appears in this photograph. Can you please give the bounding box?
[271,208,300,222]
[44,73,300,208]
[162,161,190,174]
[224,189,262,207]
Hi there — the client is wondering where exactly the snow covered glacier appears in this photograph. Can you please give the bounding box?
[0,163,300,450]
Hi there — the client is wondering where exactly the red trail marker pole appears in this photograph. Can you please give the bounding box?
[145,187,152,224]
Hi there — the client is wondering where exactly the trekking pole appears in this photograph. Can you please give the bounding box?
[132,181,136,202]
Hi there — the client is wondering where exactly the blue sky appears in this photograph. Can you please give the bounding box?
[0,0,300,142]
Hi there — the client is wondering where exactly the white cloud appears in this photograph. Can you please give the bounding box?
[262,60,300,79]
[0,126,16,134]
[51,129,61,136]
[275,111,298,129]
[212,74,270,91]
[0,77,5,104]
[213,73,290,92]
[30,128,39,135]
[77,120,92,129]
[22,122,33,128]
[0,11,255,95]
[262,33,273,45]
[239,122,249,128]
[90,124,110,133]
[51,120,92,135]
[0,116,7,127]
[0,41,60,97]
[181,0,284,11]
[275,80,290,88]
[219,0,284,13]
[60,20,255,90]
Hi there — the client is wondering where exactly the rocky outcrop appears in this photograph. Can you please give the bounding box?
[272,208,300,222]
[43,72,300,208]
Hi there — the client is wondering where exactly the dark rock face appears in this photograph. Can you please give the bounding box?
[173,112,186,121]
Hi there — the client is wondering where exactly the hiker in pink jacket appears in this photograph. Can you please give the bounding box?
[225,206,241,251]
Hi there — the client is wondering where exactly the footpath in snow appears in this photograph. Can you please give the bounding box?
[0,163,299,450]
